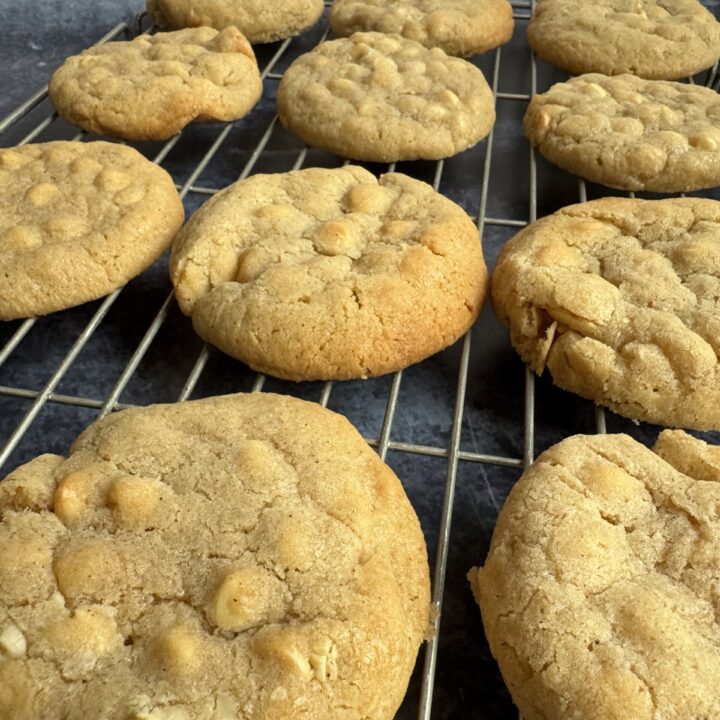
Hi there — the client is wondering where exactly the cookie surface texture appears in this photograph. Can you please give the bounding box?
[329,0,514,57]
[0,392,430,720]
[170,165,487,380]
[525,73,720,192]
[527,0,720,80]
[470,430,720,720]
[277,32,495,162]
[148,0,324,43]
[0,141,184,321]
[491,197,720,430]
[49,27,262,141]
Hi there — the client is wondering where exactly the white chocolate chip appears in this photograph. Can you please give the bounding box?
[689,130,719,151]
[132,701,190,720]
[584,82,608,98]
[309,638,338,682]
[0,623,27,658]
[212,694,238,719]
[269,686,288,702]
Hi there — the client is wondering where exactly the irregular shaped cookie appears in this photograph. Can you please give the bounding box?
[0,392,430,720]
[148,0,324,43]
[170,165,487,380]
[525,73,720,192]
[329,0,514,57]
[49,27,262,141]
[469,430,720,720]
[277,32,495,162]
[0,141,184,321]
[491,197,720,430]
[527,0,720,80]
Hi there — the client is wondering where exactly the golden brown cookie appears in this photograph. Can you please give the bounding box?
[525,73,720,192]
[527,0,720,80]
[170,165,487,380]
[49,27,262,141]
[329,0,514,57]
[0,392,430,720]
[148,0,324,43]
[0,141,184,321]
[277,32,495,162]
[491,197,720,430]
[470,430,720,720]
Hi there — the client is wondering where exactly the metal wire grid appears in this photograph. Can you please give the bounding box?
[0,12,540,472]
[0,3,572,717]
[2,1,717,717]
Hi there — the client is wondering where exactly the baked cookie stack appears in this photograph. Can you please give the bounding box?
[469,2,720,719]
[493,0,720,426]
[524,0,720,189]
[2,1,720,719]
[2,2,495,716]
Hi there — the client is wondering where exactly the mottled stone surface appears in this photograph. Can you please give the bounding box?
[1,2,719,719]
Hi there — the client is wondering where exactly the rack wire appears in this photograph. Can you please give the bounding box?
[1,2,718,718]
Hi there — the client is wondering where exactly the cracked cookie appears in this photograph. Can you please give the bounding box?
[525,73,720,192]
[170,165,487,380]
[0,141,184,321]
[469,430,720,720]
[0,392,430,720]
[277,32,495,162]
[527,0,720,80]
[491,197,720,430]
[329,0,514,57]
[148,0,324,43]
[49,27,262,141]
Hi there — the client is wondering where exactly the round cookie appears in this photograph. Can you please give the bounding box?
[527,0,720,81]
[147,0,324,43]
[469,430,720,720]
[277,32,495,162]
[0,141,184,321]
[49,27,262,141]
[491,197,720,431]
[170,165,487,381]
[525,73,720,192]
[0,392,430,720]
[329,0,514,57]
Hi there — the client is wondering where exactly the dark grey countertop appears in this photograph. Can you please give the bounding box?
[2,2,720,719]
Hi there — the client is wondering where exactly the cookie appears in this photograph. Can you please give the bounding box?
[277,32,495,162]
[527,0,720,80]
[329,0,514,57]
[49,27,262,141]
[469,430,720,720]
[491,197,720,430]
[525,73,720,192]
[0,392,430,720]
[148,0,324,43]
[0,141,184,321]
[170,165,487,380]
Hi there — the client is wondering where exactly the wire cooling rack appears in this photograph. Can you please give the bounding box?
[2,2,719,718]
